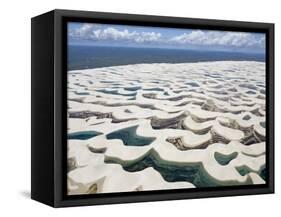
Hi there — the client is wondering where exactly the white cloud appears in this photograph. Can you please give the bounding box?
[70,24,162,43]
[69,24,98,40]
[170,30,265,48]
[69,24,265,50]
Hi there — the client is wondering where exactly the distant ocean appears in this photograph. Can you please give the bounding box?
[68,45,265,70]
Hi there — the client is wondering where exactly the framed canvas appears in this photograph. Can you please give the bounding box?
[31,9,274,207]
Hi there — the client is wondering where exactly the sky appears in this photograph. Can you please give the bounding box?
[68,22,265,54]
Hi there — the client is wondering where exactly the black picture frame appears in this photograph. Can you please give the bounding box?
[31,9,274,207]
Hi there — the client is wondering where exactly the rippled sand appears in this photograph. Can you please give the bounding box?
[67,61,266,195]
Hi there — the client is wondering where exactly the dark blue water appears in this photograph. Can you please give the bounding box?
[68,131,102,140]
[105,149,224,187]
[68,45,265,70]
[106,125,156,146]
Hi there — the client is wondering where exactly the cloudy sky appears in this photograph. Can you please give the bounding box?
[68,22,265,53]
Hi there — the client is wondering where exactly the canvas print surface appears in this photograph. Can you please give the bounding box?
[67,22,266,195]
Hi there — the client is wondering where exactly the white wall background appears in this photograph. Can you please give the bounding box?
[0,0,279,215]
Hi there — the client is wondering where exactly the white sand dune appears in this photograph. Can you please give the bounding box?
[67,61,266,195]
